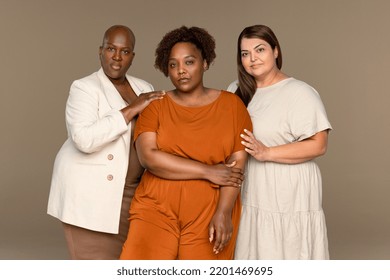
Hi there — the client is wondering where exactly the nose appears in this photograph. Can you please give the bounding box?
[178,65,186,75]
[250,52,257,62]
[113,50,122,61]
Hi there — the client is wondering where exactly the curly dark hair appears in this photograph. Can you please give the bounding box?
[154,26,216,77]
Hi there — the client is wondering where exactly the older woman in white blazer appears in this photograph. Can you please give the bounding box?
[47,25,164,259]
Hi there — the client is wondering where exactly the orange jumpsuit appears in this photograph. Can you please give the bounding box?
[120,91,252,260]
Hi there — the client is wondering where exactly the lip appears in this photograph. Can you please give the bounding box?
[111,64,121,70]
[178,77,190,82]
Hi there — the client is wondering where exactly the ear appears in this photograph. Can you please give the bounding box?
[99,46,103,56]
[203,59,209,71]
[273,47,279,59]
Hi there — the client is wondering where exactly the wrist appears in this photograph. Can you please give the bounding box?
[264,146,272,162]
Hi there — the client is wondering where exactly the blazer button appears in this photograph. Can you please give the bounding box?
[107,174,114,181]
[107,154,114,160]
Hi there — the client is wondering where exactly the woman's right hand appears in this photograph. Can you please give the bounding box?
[206,161,243,188]
[121,90,165,123]
[131,90,166,114]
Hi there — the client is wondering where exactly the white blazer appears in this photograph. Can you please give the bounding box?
[47,68,154,234]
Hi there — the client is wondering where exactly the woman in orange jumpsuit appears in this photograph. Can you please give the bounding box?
[120,26,252,260]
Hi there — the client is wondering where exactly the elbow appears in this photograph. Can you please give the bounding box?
[137,150,159,171]
[71,134,97,154]
[138,157,149,169]
[317,143,328,157]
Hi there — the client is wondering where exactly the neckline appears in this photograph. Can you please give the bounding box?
[166,90,223,109]
[257,77,294,91]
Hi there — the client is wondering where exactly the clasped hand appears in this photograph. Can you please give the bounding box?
[207,161,243,188]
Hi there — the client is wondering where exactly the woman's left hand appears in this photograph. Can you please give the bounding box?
[241,129,269,161]
[208,210,233,254]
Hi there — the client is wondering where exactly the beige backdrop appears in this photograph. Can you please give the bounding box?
[1,0,389,260]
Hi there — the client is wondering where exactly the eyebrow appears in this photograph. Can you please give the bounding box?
[168,55,197,60]
[104,43,132,49]
[241,44,266,52]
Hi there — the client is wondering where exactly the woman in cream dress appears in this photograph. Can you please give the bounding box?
[228,24,332,259]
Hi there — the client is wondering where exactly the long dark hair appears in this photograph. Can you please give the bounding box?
[235,25,283,106]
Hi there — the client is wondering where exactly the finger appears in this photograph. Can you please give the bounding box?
[244,129,254,137]
[245,147,255,155]
[154,90,166,97]
[147,93,165,102]
[240,133,251,142]
[225,160,236,168]
[227,174,243,185]
[213,228,222,254]
[215,233,227,253]
[208,225,215,243]
[230,167,243,174]
[240,138,252,148]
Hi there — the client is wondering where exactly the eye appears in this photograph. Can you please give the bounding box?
[169,63,176,68]
[256,47,265,53]
[185,60,194,65]
[107,47,115,52]
[122,50,130,54]
[241,52,248,57]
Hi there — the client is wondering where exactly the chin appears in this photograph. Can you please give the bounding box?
[177,86,195,93]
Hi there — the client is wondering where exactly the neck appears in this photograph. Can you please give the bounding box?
[171,87,217,107]
[110,77,128,87]
[174,87,206,97]
[255,69,286,88]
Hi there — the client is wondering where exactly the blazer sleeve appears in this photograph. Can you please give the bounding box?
[65,79,129,154]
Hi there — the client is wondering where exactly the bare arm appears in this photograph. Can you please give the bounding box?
[135,132,244,187]
[241,129,329,164]
[209,149,247,254]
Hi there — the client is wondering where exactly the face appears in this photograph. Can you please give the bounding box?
[99,28,135,83]
[240,37,278,80]
[167,42,207,93]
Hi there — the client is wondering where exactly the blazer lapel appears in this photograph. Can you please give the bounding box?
[97,68,127,110]
[126,75,147,97]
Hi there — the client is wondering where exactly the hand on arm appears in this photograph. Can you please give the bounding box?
[208,150,247,254]
[135,132,244,187]
[120,91,165,124]
[241,129,329,164]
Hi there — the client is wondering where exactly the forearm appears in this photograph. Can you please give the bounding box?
[265,131,328,164]
[215,150,247,213]
[139,148,210,181]
[137,132,245,186]
[215,186,240,215]
[120,105,139,124]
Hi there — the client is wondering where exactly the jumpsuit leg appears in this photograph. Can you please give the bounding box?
[120,219,179,260]
[120,173,181,260]
[178,183,241,260]
[177,182,217,259]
